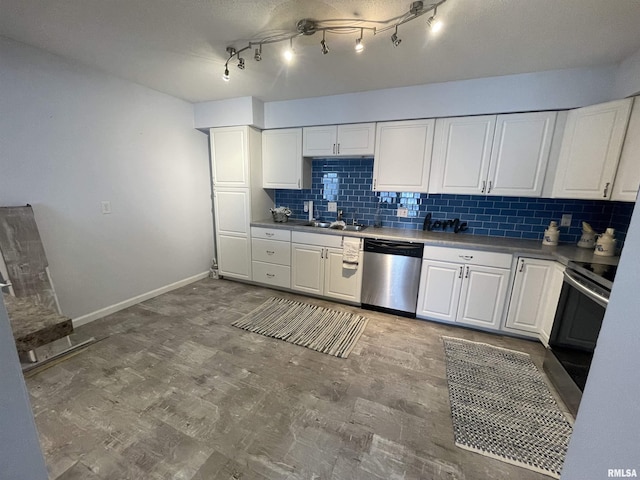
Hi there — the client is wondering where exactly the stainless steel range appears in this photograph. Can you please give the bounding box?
[544,260,617,415]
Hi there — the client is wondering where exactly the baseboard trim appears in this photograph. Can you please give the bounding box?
[72,272,210,328]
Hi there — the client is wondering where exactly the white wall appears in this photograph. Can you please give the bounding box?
[614,46,640,99]
[0,37,213,320]
[0,297,48,480]
[562,199,640,478]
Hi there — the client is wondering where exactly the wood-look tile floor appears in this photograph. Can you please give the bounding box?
[27,278,562,480]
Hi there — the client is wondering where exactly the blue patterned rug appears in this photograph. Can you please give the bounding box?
[442,337,573,478]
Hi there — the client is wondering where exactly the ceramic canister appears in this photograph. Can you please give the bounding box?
[594,228,616,256]
[542,221,560,246]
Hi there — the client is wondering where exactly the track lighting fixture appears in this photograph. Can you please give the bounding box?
[320,31,329,55]
[391,26,402,47]
[355,29,364,53]
[220,0,448,81]
[428,7,443,33]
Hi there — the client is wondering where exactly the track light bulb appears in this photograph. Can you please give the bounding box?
[222,67,230,82]
[283,38,294,63]
[355,29,364,53]
[254,46,262,61]
[237,57,245,69]
[428,7,443,33]
[321,31,329,55]
[391,26,402,47]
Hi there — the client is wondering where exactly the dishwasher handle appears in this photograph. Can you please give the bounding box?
[363,239,424,258]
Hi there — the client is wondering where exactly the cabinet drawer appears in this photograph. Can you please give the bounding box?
[251,261,291,288]
[423,245,512,268]
[251,227,291,242]
[291,231,343,248]
[251,238,291,266]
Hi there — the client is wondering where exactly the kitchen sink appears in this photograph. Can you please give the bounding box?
[304,221,332,228]
[343,225,368,231]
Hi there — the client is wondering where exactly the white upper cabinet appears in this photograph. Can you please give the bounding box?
[373,119,435,192]
[430,112,556,197]
[612,97,640,202]
[430,115,496,194]
[262,128,311,190]
[303,123,376,157]
[210,126,249,188]
[552,98,633,200]
[488,112,556,197]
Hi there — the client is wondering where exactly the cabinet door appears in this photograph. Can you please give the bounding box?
[373,119,435,192]
[217,235,251,280]
[429,116,496,194]
[539,263,565,347]
[337,123,376,156]
[505,258,555,335]
[214,189,251,280]
[324,247,363,303]
[291,243,324,295]
[263,128,306,189]
[303,126,337,157]
[210,126,249,188]
[552,98,633,199]
[488,112,556,197]
[612,97,640,202]
[214,188,249,236]
[457,265,509,330]
[416,260,464,323]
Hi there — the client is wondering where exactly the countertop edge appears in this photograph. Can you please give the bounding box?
[250,219,620,266]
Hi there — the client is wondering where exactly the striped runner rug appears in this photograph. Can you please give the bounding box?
[442,337,573,478]
[232,297,369,358]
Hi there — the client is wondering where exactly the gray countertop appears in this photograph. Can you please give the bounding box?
[251,218,620,266]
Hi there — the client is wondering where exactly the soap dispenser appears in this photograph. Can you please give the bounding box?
[542,221,560,246]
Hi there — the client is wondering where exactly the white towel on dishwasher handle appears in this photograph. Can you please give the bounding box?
[342,237,361,270]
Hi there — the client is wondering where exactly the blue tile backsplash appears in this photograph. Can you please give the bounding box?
[274,158,635,246]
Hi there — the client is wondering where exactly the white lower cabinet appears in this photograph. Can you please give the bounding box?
[417,247,511,331]
[217,235,251,280]
[504,258,565,345]
[291,233,363,303]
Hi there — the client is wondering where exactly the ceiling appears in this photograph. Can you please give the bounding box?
[2,0,640,104]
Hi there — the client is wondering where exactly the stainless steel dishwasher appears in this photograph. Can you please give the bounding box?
[361,238,424,317]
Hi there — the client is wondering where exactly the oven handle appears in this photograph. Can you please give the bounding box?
[563,270,609,308]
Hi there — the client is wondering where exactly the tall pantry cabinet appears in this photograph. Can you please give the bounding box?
[210,126,274,280]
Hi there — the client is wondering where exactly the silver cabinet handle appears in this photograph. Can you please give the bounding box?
[465,266,470,278]
[332,144,336,154]
[373,179,377,190]
[337,143,340,154]
[298,179,301,188]
[320,248,324,259]
[266,273,275,278]
[459,255,473,260]
[519,259,525,272]
[603,182,610,198]
[481,181,486,194]
[265,232,274,237]
[266,250,275,255]
[458,266,463,279]
[488,180,493,194]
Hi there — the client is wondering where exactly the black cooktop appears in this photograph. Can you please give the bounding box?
[568,261,617,290]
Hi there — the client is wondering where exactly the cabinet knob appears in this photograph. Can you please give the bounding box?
[603,182,610,198]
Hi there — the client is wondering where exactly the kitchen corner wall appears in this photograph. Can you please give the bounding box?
[274,158,635,247]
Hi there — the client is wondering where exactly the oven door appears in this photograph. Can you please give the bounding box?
[549,269,608,391]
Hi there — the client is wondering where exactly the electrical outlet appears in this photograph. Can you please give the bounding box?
[101,201,112,214]
[561,214,572,227]
[327,202,337,212]
[397,207,408,218]
[303,201,309,213]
